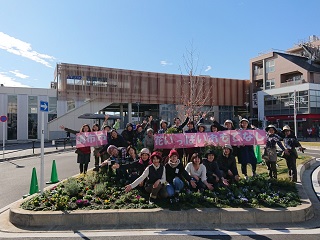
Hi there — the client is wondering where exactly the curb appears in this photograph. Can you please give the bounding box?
[8,159,316,230]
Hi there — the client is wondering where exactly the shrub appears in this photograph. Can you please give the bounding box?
[64,178,80,197]
[94,183,106,197]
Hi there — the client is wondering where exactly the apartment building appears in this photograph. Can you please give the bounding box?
[250,35,320,137]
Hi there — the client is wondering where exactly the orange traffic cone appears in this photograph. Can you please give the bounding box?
[46,160,59,184]
[23,167,39,198]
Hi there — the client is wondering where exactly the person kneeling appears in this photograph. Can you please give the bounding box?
[185,153,214,192]
[125,152,168,204]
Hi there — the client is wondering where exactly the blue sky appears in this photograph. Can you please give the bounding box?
[0,0,319,88]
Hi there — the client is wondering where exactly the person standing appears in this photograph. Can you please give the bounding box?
[60,124,91,174]
[282,125,304,182]
[144,128,154,153]
[264,125,288,179]
[237,118,257,179]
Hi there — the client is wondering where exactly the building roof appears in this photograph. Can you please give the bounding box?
[277,52,320,73]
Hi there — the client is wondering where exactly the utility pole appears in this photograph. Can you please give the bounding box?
[293,90,297,137]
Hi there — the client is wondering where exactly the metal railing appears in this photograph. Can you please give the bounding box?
[281,79,306,87]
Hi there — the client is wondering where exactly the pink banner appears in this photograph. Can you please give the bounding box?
[154,130,266,149]
[76,131,108,148]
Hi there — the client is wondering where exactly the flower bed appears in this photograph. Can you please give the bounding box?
[20,171,301,211]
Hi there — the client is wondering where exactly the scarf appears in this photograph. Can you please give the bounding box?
[168,159,180,168]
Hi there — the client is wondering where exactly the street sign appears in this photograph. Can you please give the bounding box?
[40,101,48,112]
[0,115,7,122]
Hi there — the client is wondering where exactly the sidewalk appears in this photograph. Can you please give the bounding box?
[0,140,75,161]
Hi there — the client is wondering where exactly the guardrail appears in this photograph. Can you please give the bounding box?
[51,137,74,150]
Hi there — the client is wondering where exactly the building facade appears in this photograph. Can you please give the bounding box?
[250,35,320,137]
[0,64,250,141]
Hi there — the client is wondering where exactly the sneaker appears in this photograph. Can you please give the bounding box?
[244,175,249,180]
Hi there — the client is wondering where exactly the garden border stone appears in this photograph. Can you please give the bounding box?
[9,158,316,229]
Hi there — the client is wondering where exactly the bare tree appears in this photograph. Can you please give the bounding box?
[177,43,214,121]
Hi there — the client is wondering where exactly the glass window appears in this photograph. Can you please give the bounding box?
[28,96,38,139]
[67,99,75,111]
[266,60,275,73]
[7,95,17,140]
[266,79,275,89]
[49,97,57,121]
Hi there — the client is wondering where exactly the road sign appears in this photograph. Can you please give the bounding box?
[40,101,48,112]
[0,115,7,122]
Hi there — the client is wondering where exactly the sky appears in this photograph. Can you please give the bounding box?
[0,0,319,89]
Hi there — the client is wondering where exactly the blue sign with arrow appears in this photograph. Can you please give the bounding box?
[40,101,48,112]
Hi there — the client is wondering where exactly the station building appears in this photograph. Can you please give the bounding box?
[0,63,250,141]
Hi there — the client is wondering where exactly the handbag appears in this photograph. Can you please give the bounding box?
[262,147,269,161]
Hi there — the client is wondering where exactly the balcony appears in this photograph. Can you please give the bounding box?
[254,68,263,76]
[281,79,306,87]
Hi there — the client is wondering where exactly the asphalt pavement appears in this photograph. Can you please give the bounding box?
[1,139,76,161]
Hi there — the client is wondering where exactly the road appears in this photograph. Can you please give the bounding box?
[0,151,92,209]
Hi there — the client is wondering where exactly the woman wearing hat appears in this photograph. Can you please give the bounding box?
[282,125,304,182]
[113,147,152,183]
[125,151,168,204]
[185,153,214,192]
[165,149,194,202]
[264,125,288,179]
[237,118,257,179]
[203,150,229,188]
[218,144,240,182]
[144,128,154,152]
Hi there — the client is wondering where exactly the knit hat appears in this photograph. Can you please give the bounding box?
[140,148,151,156]
[168,149,179,158]
[150,152,162,162]
[265,124,277,132]
[107,145,118,155]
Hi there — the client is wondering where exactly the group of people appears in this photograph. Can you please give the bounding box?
[100,144,235,204]
[59,112,304,203]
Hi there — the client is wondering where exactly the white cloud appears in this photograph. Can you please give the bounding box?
[0,72,30,87]
[9,70,29,79]
[160,60,173,66]
[205,66,212,72]
[0,32,55,68]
